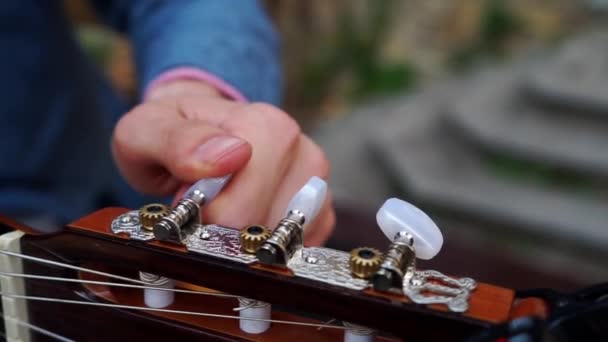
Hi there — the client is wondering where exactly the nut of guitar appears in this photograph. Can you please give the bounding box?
[349,247,383,279]
[239,225,272,254]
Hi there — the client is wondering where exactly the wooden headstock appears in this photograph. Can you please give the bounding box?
[0,206,548,341]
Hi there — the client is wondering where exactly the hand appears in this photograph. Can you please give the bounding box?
[111,80,334,245]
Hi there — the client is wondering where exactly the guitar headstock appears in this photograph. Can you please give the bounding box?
[0,177,535,341]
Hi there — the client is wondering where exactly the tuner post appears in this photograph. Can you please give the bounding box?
[153,190,205,244]
[236,297,272,334]
[139,271,175,308]
[343,322,375,342]
[372,231,416,292]
[256,210,305,266]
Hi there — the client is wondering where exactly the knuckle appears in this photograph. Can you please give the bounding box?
[204,196,254,229]
[249,102,301,139]
[164,129,190,172]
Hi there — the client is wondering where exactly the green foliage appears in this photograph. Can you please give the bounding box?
[301,0,417,105]
[484,153,602,197]
[76,26,116,67]
[480,0,521,52]
[448,0,523,71]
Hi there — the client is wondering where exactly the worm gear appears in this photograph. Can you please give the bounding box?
[239,225,272,254]
[349,247,383,279]
[139,203,170,231]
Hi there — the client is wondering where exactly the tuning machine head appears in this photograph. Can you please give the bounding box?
[371,198,443,291]
[376,198,443,260]
[256,176,327,266]
[153,175,231,244]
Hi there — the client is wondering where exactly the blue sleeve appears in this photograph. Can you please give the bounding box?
[91,0,282,104]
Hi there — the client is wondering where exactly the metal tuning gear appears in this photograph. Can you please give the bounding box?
[239,225,272,254]
[256,177,327,266]
[139,204,170,231]
[349,247,383,279]
[372,198,476,313]
[153,176,231,245]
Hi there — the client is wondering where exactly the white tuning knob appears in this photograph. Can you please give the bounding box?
[285,176,327,228]
[183,175,232,204]
[376,198,443,260]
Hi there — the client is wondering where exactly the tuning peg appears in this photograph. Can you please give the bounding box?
[154,175,231,243]
[183,175,232,204]
[376,198,443,260]
[257,177,327,265]
[284,176,327,228]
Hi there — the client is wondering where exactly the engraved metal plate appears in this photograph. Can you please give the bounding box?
[110,212,256,264]
[288,247,369,291]
[111,211,155,241]
[186,224,257,264]
[404,270,477,312]
[110,212,476,312]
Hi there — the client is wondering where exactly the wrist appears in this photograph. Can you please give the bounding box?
[145,79,224,101]
[144,67,248,103]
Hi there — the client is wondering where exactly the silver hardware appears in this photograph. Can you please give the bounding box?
[111,211,154,241]
[403,270,476,312]
[186,224,257,264]
[288,247,369,291]
[199,228,211,240]
[110,212,476,312]
[256,210,305,266]
[372,231,415,291]
[111,212,257,264]
[153,197,201,244]
[304,255,318,264]
[369,231,476,312]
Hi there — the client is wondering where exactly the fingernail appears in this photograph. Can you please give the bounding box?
[193,136,247,164]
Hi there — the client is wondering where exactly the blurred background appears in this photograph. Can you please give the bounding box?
[66,0,607,291]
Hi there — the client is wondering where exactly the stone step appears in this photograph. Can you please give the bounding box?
[370,108,608,260]
[523,29,608,117]
[446,66,608,178]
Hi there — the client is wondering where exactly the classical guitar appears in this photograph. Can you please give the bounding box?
[0,177,604,341]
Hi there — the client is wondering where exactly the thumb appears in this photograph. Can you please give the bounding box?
[112,104,251,196]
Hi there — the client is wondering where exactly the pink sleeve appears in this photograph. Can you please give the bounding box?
[143,67,248,102]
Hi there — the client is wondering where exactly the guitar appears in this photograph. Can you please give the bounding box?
[0,177,604,341]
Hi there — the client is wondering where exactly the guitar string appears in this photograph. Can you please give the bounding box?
[0,292,349,330]
[0,250,349,331]
[0,271,236,298]
[0,312,74,342]
[0,249,239,298]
